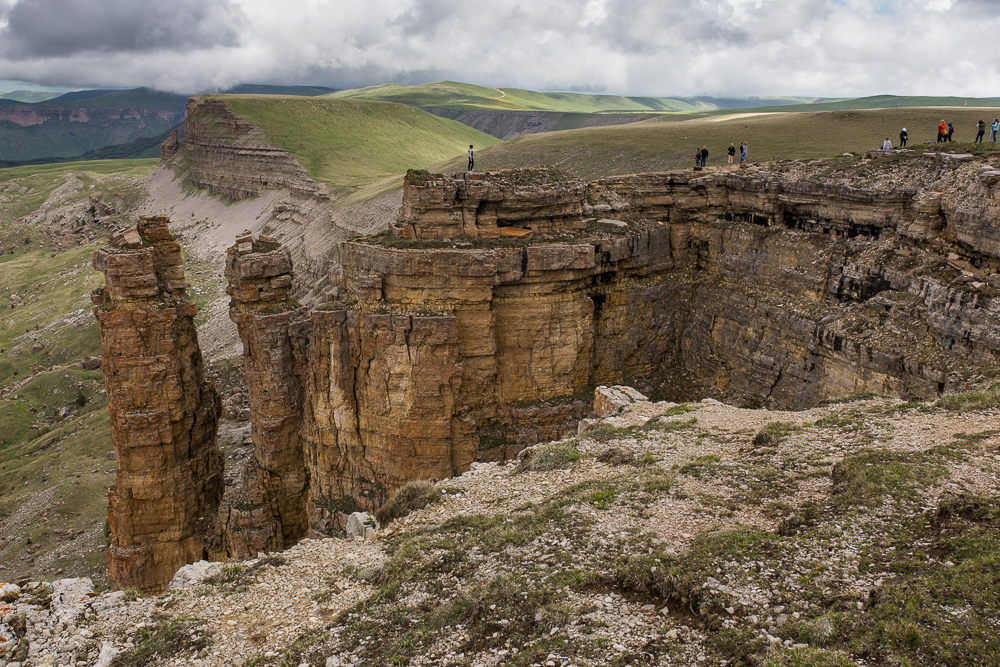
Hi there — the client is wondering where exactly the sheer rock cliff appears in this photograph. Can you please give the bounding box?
[98,154,1000,589]
[91,217,224,593]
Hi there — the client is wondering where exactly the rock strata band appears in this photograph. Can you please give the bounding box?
[91,154,1000,593]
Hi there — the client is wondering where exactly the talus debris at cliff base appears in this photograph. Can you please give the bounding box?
[95,153,1000,590]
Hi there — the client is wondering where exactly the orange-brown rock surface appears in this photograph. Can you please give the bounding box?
[220,232,310,557]
[92,216,223,592]
[97,156,1000,583]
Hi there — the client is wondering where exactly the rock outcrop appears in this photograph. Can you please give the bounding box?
[219,232,310,557]
[92,217,223,593]
[181,98,328,202]
[97,155,1000,589]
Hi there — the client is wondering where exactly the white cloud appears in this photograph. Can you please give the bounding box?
[0,0,996,97]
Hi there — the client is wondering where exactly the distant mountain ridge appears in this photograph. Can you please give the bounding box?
[0,85,343,167]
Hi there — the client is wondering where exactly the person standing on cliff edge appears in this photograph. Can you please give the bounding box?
[899,127,908,147]
[468,145,474,172]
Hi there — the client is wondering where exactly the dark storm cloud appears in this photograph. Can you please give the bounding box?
[0,0,246,58]
[0,0,998,97]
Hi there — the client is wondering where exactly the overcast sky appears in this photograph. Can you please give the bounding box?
[1,0,998,98]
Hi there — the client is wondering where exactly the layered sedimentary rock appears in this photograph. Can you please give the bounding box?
[182,97,328,202]
[92,217,223,592]
[322,160,1000,473]
[99,155,1000,583]
[219,233,310,557]
[393,170,588,239]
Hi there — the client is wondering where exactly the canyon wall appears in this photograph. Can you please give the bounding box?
[218,233,312,557]
[99,154,1000,589]
[92,217,223,593]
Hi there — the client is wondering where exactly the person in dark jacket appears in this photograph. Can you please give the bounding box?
[946,121,954,142]
[975,120,986,143]
[899,127,908,147]
[700,146,709,167]
[728,143,736,164]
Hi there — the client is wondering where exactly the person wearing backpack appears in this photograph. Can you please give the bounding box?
[991,119,999,144]
[946,121,954,142]
[899,127,908,147]
[975,120,986,143]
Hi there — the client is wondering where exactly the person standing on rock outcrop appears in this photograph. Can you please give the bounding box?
[468,145,474,172]
[937,120,947,143]
[975,120,986,143]
[899,127,908,147]
[991,118,999,144]
[728,143,736,164]
[700,146,709,167]
[946,121,954,142]
[740,141,748,166]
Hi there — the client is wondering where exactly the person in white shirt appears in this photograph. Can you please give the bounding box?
[881,138,892,150]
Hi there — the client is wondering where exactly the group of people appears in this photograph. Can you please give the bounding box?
[974,119,1000,144]
[696,141,748,167]
[936,120,955,143]
[881,119,1000,150]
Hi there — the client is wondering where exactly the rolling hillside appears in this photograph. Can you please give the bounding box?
[219,95,501,192]
[0,86,346,167]
[329,81,714,113]
[432,106,1000,179]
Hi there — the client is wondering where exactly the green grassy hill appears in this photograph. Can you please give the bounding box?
[0,159,159,587]
[432,107,1000,178]
[328,81,712,113]
[0,91,62,103]
[219,96,501,193]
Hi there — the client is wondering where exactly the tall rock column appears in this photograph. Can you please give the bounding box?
[222,232,309,557]
[92,216,223,593]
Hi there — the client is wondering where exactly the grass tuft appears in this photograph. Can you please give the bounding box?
[375,480,441,526]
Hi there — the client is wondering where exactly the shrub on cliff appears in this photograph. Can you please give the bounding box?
[375,480,440,526]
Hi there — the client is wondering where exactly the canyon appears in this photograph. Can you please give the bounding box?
[94,146,1000,591]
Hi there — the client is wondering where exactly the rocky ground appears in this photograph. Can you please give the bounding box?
[2,386,997,667]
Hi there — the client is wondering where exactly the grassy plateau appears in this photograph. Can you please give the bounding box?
[213,95,501,195]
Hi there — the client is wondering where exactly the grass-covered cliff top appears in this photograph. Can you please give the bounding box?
[210,95,500,193]
[433,107,1000,179]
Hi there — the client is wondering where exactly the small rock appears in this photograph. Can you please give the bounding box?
[346,512,376,539]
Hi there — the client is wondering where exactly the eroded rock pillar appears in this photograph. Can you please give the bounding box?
[92,216,223,592]
[222,232,309,556]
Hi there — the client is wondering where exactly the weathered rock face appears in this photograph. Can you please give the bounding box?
[92,217,223,593]
[329,158,1000,472]
[394,169,588,240]
[98,156,1000,583]
[219,232,310,557]
[182,97,328,202]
